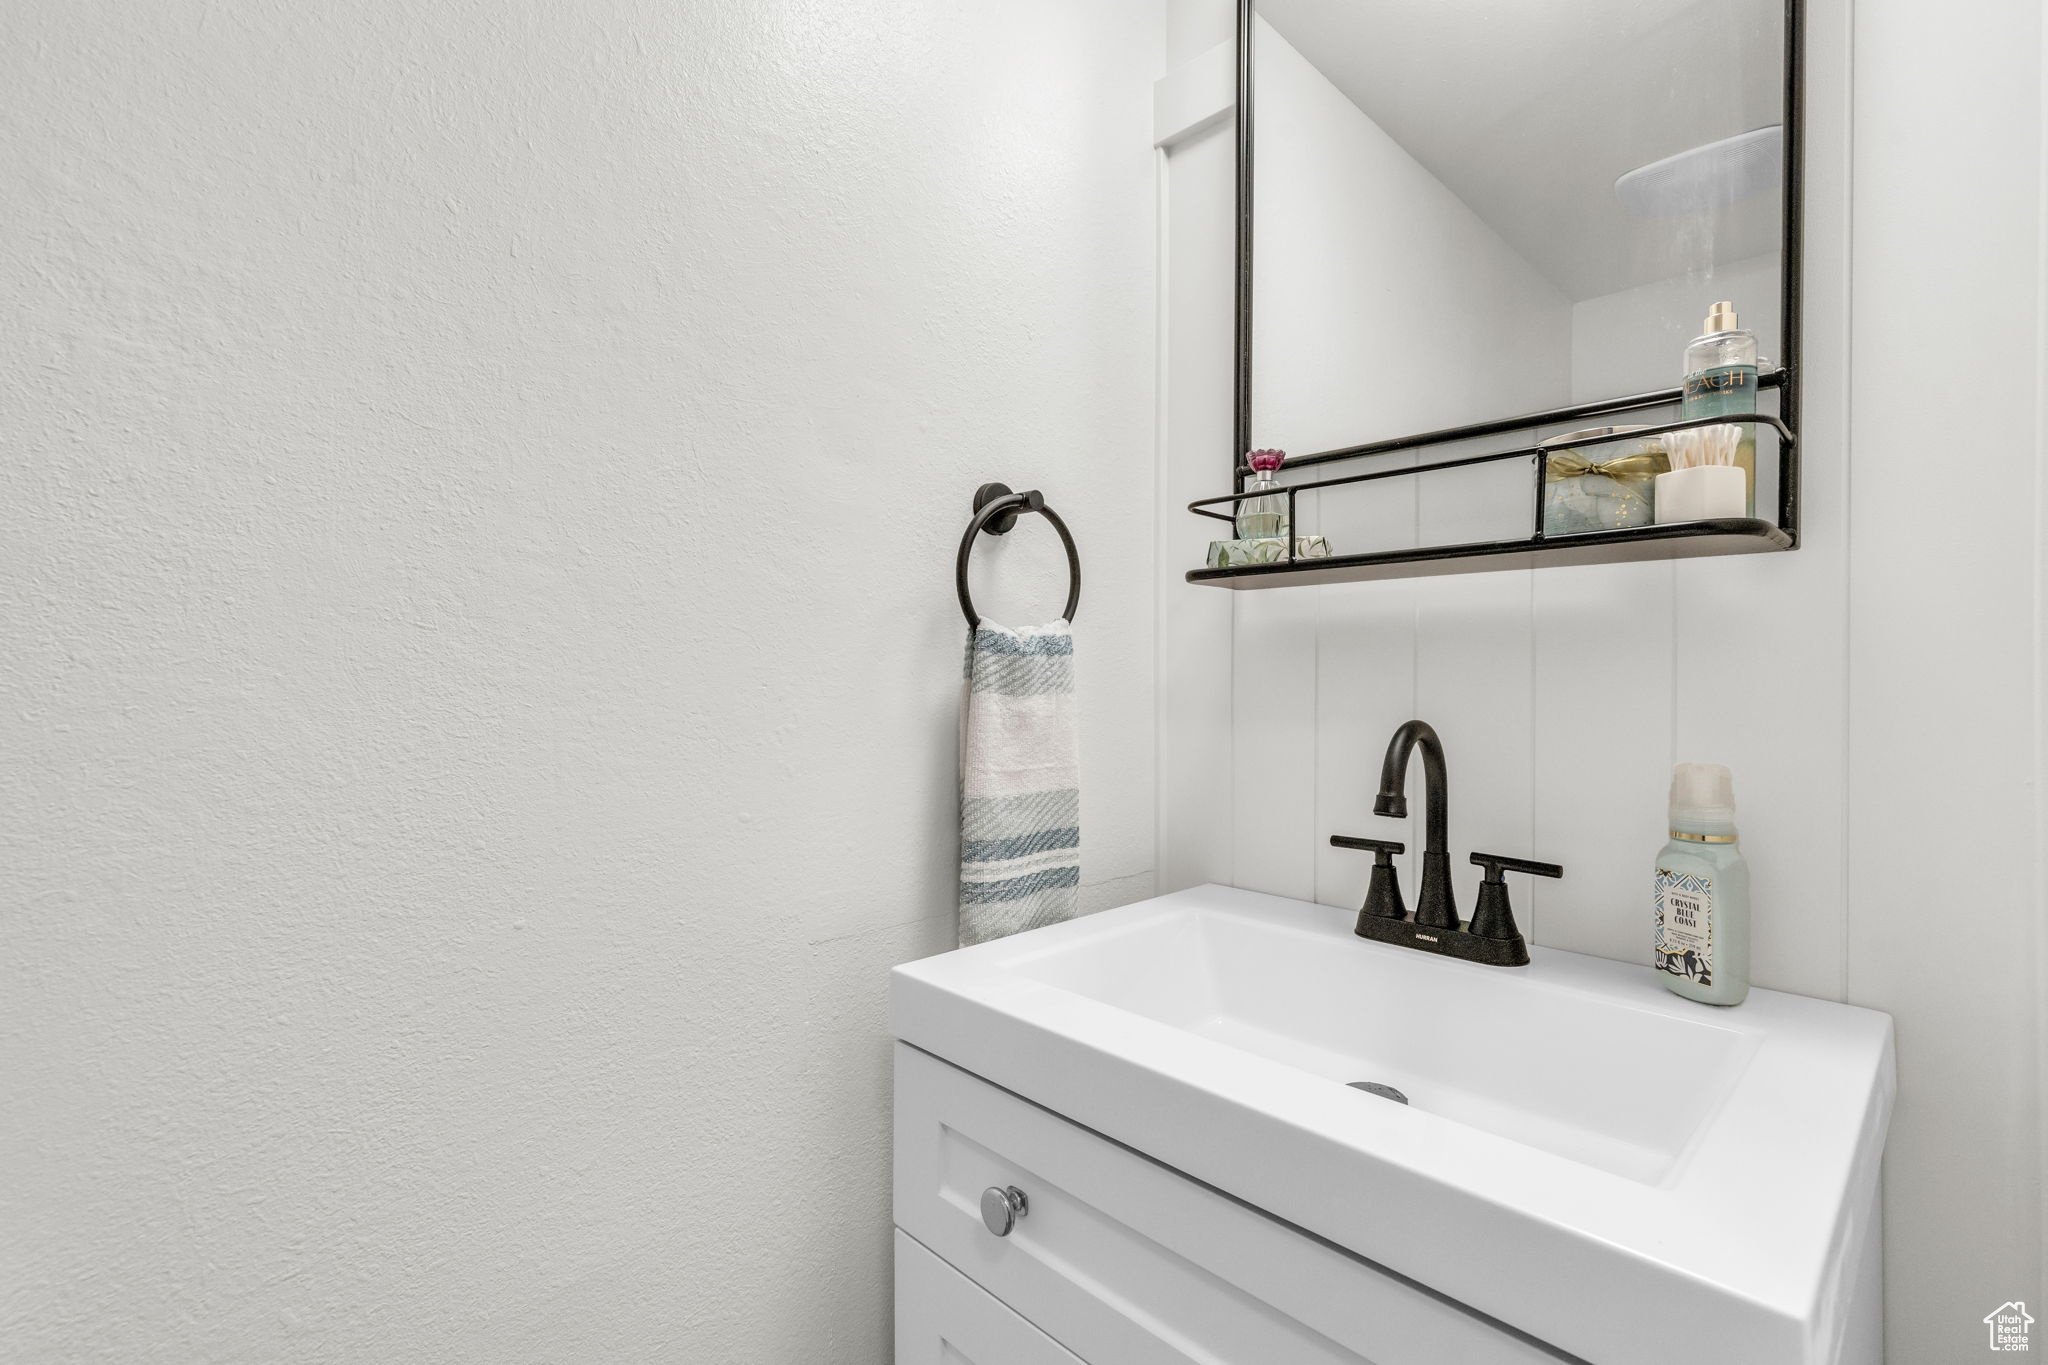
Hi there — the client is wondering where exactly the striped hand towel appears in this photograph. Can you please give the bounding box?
[958,619,1080,947]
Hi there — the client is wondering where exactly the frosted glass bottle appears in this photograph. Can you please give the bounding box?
[1652,763,1750,1006]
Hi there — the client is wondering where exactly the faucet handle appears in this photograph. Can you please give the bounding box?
[1466,851,1562,943]
[1332,835,1408,922]
[1331,835,1405,858]
[1470,852,1563,882]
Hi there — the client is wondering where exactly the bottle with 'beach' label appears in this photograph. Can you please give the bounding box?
[1680,301,1758,515]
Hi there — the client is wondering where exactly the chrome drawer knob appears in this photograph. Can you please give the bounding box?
[980,1184,1029,1237]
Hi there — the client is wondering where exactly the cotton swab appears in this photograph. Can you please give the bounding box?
[1664,424,1741,471]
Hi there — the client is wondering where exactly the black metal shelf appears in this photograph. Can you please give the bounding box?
[1189,519,1791,589]
[1187,412,1798,590]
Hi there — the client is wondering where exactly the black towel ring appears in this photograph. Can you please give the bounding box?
[956,482,1081,629]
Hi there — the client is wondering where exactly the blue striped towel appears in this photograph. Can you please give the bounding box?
[958,620,1080,946]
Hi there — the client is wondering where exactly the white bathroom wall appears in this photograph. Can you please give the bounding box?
[1251,18,1572,459]
[1844,0,2047,1354]
[1159,0,2045,1355]
[0,2,1164,1361]
[1156,25,1242,895]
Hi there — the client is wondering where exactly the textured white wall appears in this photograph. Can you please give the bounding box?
[0,2,1163,1360]
[1160,0,2045,1356]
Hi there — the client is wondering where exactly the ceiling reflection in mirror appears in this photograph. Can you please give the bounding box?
[1249,0,1789,459]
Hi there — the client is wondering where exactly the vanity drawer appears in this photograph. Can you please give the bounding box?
[897,1229,1088,1365]
[894,1042,1570,1365]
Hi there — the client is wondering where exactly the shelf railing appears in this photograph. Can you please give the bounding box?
[1234,369,1789,480]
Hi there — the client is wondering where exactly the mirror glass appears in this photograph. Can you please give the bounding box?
[1250,0,1788,459]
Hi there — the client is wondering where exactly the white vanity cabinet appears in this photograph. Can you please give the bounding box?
[896,1231,1086,1365]
[894,1043,1569,1365]
[889,887,1895,1365]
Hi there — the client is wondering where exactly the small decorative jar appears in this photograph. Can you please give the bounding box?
[1205,535,1332,568]
[1539,426,1670,535]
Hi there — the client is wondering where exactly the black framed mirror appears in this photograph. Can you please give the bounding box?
[1232,0,1803,496]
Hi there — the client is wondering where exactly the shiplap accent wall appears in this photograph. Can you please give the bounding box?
[1156,0,2044,1356]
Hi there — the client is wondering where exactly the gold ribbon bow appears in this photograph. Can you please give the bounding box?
[1543,449,1670,483]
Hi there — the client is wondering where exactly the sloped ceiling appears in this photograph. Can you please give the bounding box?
[1257,0,1786,300]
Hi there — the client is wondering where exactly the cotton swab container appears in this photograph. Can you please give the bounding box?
[1655,424,1751,522]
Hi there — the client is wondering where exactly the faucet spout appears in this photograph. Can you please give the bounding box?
[1376,720,1456,929]
[1376,720,1447,849]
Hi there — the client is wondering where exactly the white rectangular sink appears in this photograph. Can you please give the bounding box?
[1017,896,1761,1185]
[893,885,1895,1365]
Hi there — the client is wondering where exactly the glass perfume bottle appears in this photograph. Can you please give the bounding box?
[1680,301,1758,515]
[1236,449,1290,540]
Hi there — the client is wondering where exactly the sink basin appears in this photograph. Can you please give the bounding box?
[1014,894,1761,1184]
[893,884,1895,1365]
